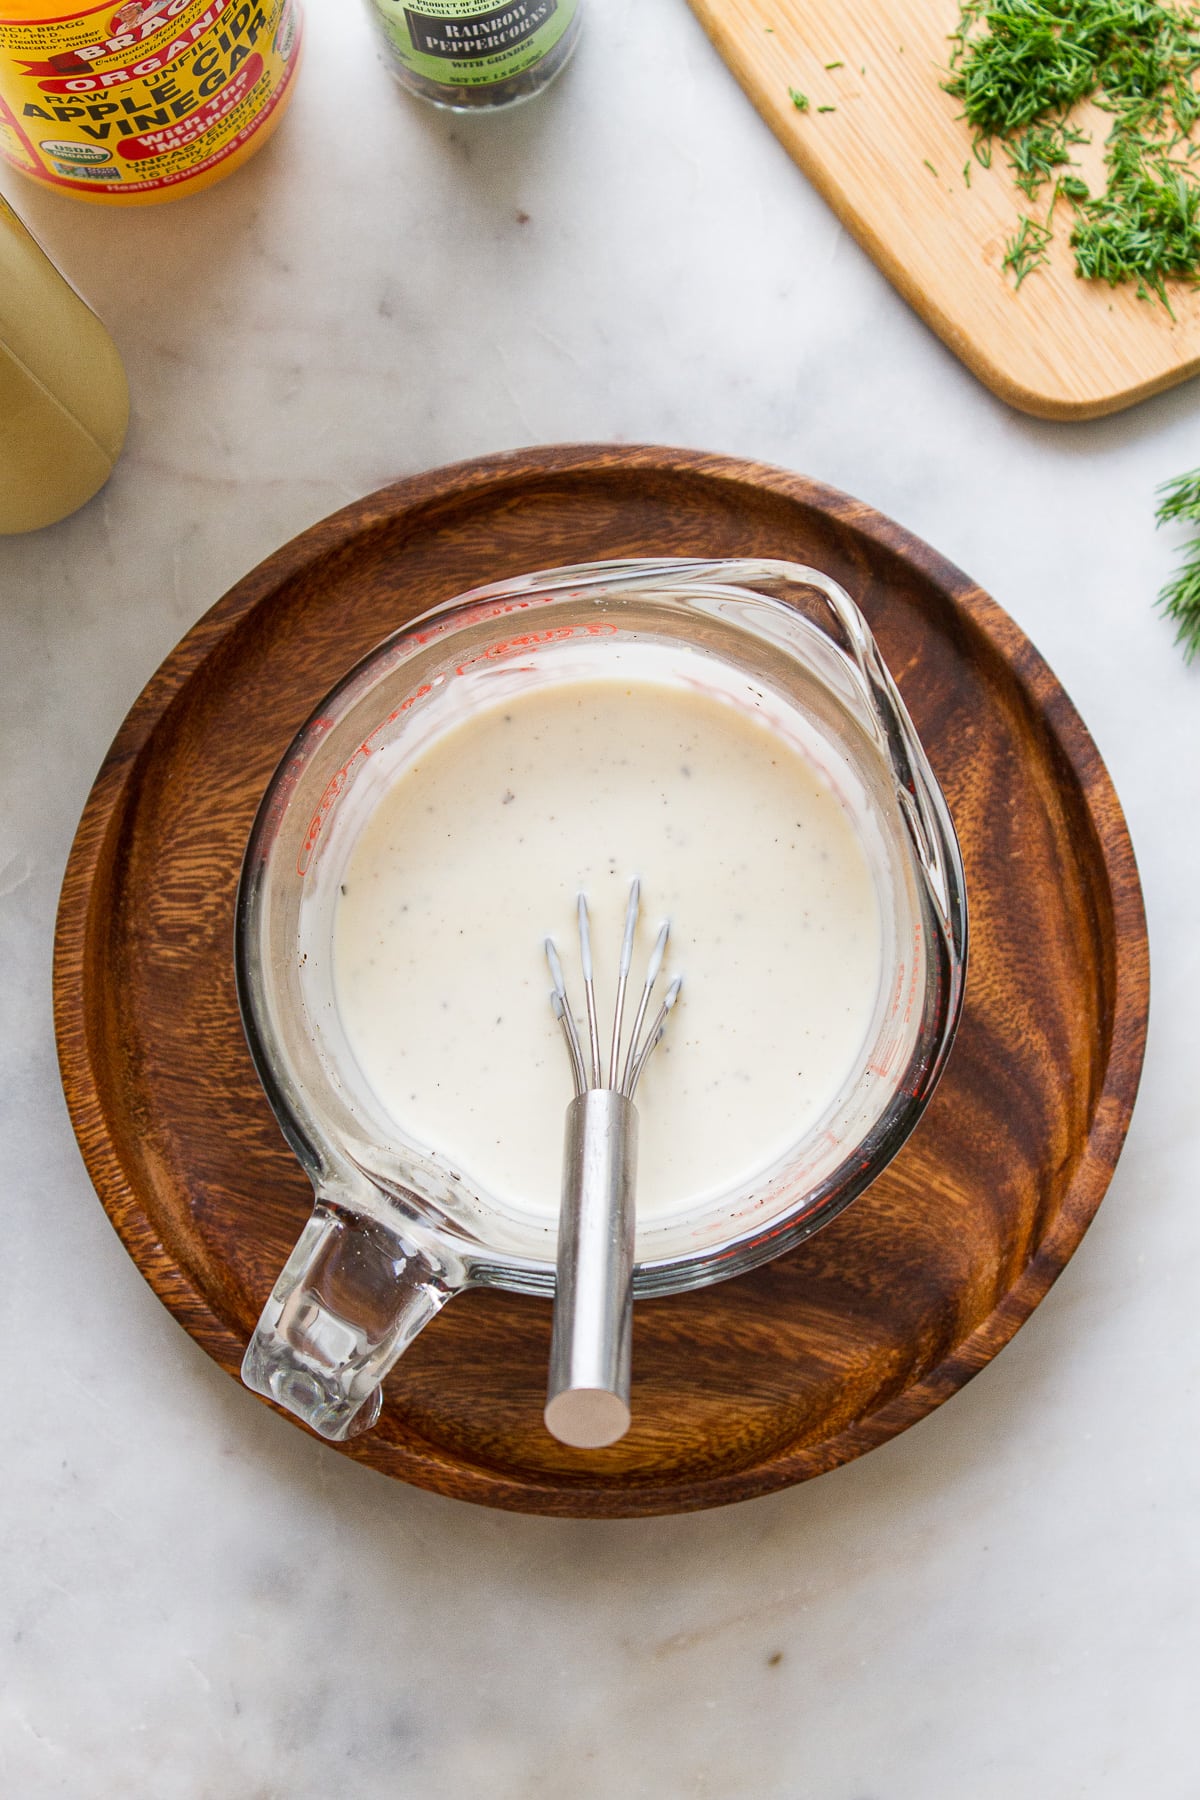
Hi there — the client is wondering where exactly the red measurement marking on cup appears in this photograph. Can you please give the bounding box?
[887,957,906,1022]
[296,690,432,876]
[452,620,617,677]
[295,622,617,875]
[904,922,923,1027]
[405,593,554,651]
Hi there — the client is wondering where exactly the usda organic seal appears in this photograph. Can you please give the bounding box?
[39,140,111,165]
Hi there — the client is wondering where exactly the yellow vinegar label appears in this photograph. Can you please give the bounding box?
[0,0,301,199]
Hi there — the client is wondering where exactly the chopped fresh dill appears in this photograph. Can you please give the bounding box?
[1156,466,1200,657]
[1071,137,1200,309]
[1005,120,1087,197]
[924,157,940,175]
[825,60,844,69]
[817,103,837,113]
[945,0,1200,303]
[964,157,973,184]
[788,86,810,111]
[1003,212,1054,284]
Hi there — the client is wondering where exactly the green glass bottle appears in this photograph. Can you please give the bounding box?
[367,0,582,110]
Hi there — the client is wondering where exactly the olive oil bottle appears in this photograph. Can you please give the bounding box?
[0,194,129,533]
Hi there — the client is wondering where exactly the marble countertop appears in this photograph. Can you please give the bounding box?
[3,2,1198,1794]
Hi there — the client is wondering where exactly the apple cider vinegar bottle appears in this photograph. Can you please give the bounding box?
[0,0,303,205]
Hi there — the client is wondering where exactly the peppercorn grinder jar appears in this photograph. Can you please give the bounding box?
[366,0,582,110]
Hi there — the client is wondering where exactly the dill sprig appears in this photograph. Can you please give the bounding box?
[1003,211,1055,280]
[1156,466,1200,657]
[945,0,1200,302]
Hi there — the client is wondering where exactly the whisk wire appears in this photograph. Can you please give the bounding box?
[608,878,640,1088]
[546,939,588,1098]
[625,974,682,1099]
[620,918,670,1095]
[577,893,602,1089]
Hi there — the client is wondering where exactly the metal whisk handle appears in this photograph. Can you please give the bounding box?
[544,1089,636,1449]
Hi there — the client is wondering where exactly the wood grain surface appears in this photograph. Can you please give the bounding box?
[687,0,1200,419]
[53,444,1149,1517]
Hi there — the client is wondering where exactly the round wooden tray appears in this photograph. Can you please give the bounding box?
[54,446,1149,1517]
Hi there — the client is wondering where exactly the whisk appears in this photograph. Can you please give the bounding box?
[543,880,681,1448]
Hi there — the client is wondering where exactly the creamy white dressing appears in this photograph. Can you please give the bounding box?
[332,677,883,1221]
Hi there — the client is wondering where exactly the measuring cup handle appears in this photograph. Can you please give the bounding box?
[241,1199,463,1441]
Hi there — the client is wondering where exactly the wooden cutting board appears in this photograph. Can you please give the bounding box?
[687,0,1200,418]
[54,447,1148,1517]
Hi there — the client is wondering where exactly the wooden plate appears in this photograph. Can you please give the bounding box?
[54,445,1149,1517]
[687,0,1200,419]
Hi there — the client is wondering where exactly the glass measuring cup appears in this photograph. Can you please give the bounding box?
[237,558,967,1440]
